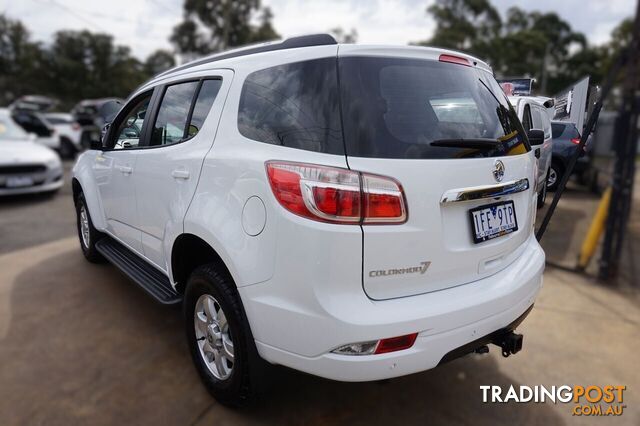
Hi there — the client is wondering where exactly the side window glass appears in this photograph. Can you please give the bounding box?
[112,93,152,150]
[531,107,543,131]
[522,105,533,131]
[237,58,344,155]
[187,79,222,138]
[150,81,199,147]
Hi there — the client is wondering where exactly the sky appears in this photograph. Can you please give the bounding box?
[1,0,635,60]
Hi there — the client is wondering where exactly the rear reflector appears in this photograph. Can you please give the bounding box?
[374,333,418,354]
[266,161,406,225]
[439,54,471,67]
[332,333,419,356]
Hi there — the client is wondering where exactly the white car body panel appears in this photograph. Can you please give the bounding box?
[135,69,234,271]
[93,149,142,252]
[72,42,545,382]
[44,113,83,150]
[509,96,554,188]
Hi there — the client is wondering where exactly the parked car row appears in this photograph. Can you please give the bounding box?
[5,96,123,161]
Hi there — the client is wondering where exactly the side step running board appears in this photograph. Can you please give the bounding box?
[96,237,182,305]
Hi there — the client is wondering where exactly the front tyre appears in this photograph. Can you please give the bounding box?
[75,192,105,263]
[184,264,263,407]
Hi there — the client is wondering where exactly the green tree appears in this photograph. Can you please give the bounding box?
[0,15,47,105]
[170,0,279,57]
[48,30,147,107]
[419,0,502,51]
[415,2,597,95]
[144,49,177,76]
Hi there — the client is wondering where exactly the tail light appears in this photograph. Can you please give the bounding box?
[571,137,581,145]
[72,122,81,131]
[266,161,407,225]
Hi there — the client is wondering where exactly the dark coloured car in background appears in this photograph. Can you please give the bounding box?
[548,121,592,191]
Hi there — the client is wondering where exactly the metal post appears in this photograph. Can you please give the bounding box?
[599,1,640,279]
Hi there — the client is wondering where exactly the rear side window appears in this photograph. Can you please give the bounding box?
[188,80,222,137]
[150,79,221,146]
[237,58,344,155]
[339,57,528,159]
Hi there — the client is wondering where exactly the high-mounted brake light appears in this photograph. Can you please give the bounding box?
[266,161,407,225]
[439,54,471,67]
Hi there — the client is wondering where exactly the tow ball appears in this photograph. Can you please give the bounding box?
[492,332,524,358]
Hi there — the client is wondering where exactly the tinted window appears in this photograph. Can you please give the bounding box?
[187,79,222,138]
[339,57,528,159]
[551,123,565,139]
[45,117,71,125]
[238,58,344,155]
[11,112,52,137]
[150,81,199,146]
[522,105,533,131]
[111,93,152,150]
[531,107,543,130]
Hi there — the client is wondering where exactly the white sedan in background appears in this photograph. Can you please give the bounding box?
[0,108,63,196]
[44,112,83,158]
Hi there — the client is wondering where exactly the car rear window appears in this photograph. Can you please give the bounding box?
[552,122,580,140]
[237,58,344,155]
[551,123,565,139]
[338,57,528,159]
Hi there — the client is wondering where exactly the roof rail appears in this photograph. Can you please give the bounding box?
[158,34,337,77]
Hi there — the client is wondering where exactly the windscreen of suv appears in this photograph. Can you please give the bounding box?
[237,58,344,155]
[338,57,529,159]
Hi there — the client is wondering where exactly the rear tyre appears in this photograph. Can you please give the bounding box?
[184,264,266,407]
[547,162,563,192]
[75,192,105,263]
[59,137,77,160]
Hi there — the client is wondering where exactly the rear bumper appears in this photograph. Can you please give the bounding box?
[242,234,545,381]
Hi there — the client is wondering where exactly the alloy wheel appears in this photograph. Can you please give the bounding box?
[194,294,235,380]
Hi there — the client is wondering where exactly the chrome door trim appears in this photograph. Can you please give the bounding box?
[440,178,530,204]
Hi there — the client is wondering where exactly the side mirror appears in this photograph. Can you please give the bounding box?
[527,129,545,146]
[90,139,104,150]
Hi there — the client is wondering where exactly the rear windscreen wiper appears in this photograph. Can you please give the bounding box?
[430,138,502,149]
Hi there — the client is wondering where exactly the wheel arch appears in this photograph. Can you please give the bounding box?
[71,163,107,231]
[171,233,235,295]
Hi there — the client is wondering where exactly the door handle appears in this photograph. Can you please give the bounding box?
[534,148,541,159]
[171,169,190,180]
[116,165,133,175]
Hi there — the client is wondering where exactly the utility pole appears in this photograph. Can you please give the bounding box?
[599,0,640,280]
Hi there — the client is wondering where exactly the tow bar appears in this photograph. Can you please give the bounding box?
[492,332,523,358]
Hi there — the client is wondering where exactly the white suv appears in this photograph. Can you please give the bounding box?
[72,35,545,406]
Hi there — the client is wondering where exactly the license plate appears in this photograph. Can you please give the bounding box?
[469,200,518,243]
[6,176,34,188]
